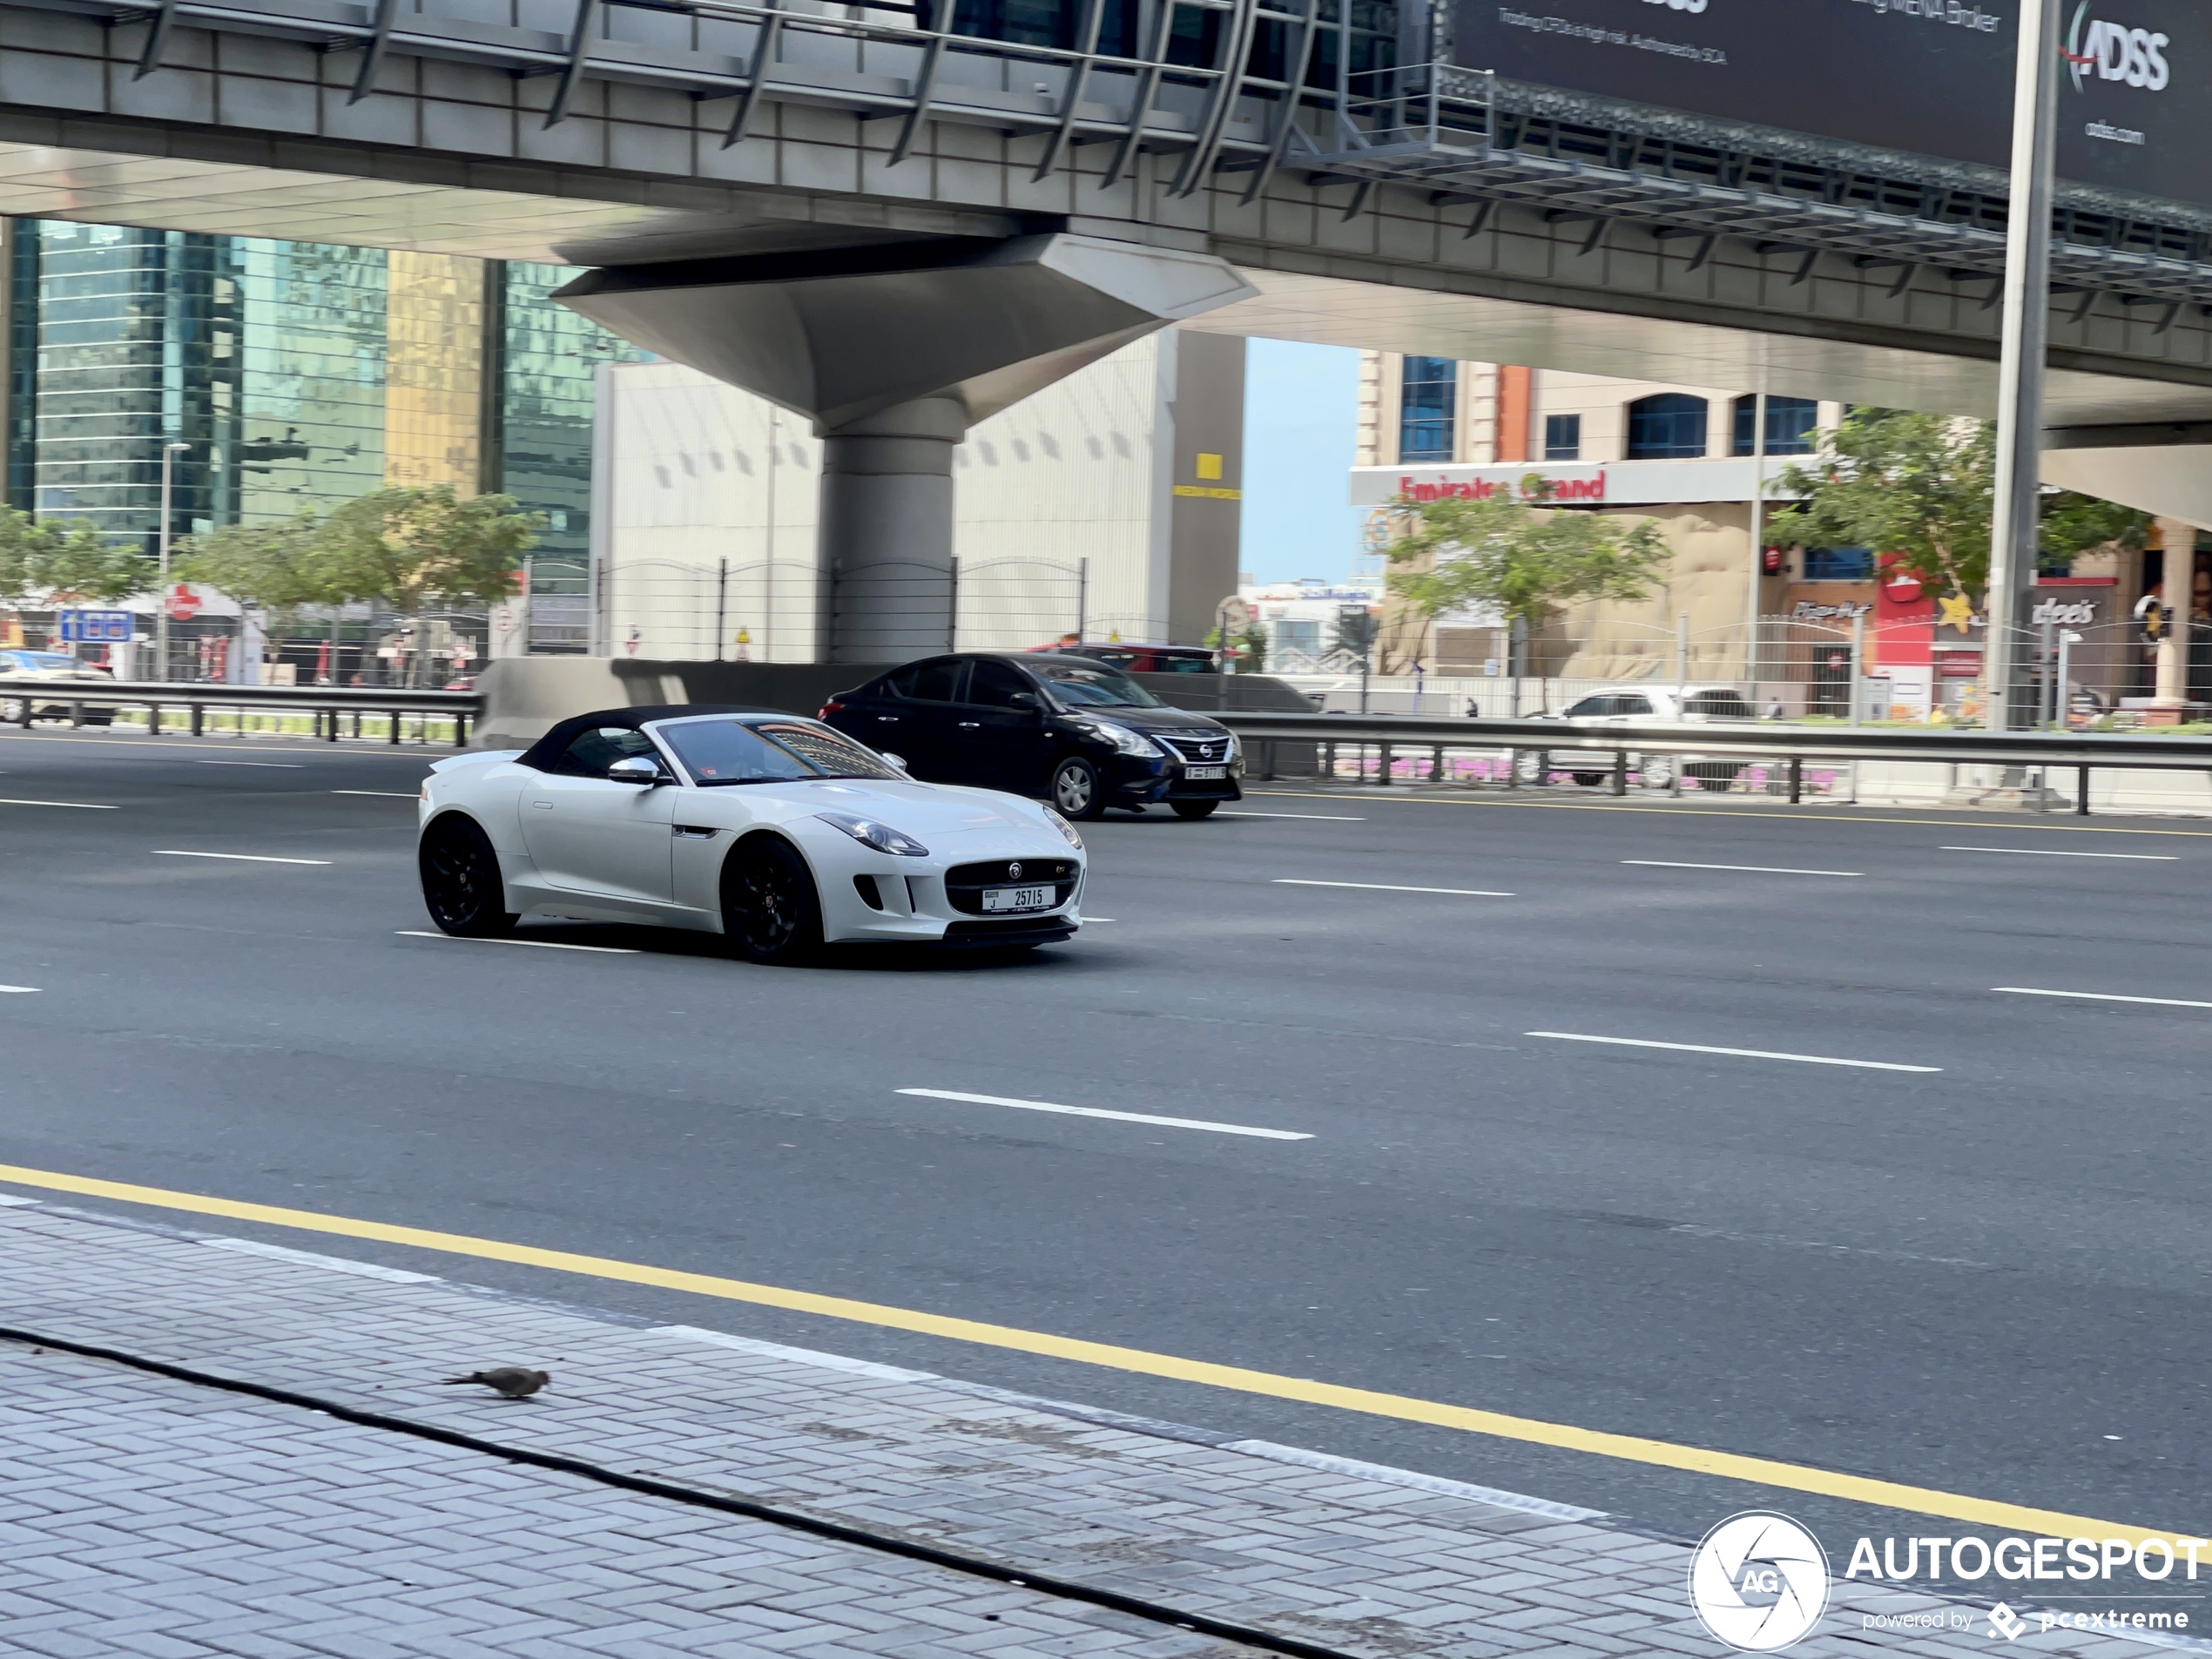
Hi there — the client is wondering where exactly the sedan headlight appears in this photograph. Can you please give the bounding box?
[1070,718,1161,758]
[815,812,930,857]
[1042,806,1083,849]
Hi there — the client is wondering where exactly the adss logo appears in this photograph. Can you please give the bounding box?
[1689,1513,1831,1652]
[2066,3,2171,91]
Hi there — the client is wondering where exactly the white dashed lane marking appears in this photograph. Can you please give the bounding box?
[1993,987,2212,1010]
[896,1088,1312,1141]
[1275,879,1514,898]
[1526,1032,1941,1073]
[154,851,333,867]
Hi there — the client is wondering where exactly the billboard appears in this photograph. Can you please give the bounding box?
[1458,3,2211,211]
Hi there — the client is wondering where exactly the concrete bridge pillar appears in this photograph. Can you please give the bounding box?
[555,236,1253,661]
[818,395,965,663]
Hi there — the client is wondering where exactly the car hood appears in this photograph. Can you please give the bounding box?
[760,779,1062,837]
[1055,705,1227,735]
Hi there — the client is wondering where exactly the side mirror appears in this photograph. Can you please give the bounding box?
[607,756,667,787]
[880,752,910,773]
[1008,691,1038,709]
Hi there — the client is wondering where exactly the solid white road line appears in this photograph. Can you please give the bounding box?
[196,759,304,769]
[1526,1031,1941,1073]
[896,1087,1312,1141]
[1275,878,1514,898]
[1993,986,2212,1010]
[0,798,118,810]
[334,790,419,799]
[1219,810,1368,821]
[0,985,38,994]
[395,930,638,954]
[154,850,333,867]
[1941,845,2177,861]
[1622,860,1863,878]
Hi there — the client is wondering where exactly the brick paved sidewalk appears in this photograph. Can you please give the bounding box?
[0,1197,2197,1658]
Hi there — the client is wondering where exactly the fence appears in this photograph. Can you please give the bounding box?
[1211,710,2212,816]
[0,677,482,745]
[9,605,491,691]
[598,556,1089,660]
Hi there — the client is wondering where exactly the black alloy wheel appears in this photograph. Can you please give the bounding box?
[722,836,822,965]
[419,816,517,938]
[1050,754,1105,819]
[1170,799,1219,819]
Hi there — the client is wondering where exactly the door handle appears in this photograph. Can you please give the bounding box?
[877,715,899,722]
[530,800,553,810]
[959,721,981,729]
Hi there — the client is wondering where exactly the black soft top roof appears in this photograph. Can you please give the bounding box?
[516,705,797,772]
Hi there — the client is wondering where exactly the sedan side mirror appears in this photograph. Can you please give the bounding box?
[1008,691,1038,709]
[607,756,667,787]
[880,752,910,772]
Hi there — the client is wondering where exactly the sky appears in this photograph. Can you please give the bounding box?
[1238,339,1368,588]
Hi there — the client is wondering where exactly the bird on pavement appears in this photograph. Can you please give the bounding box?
[441,1366,550,1399]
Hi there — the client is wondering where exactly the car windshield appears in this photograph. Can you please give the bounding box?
[657,717,903,784]
[21,652,82,671]
[1033,663,1160,708]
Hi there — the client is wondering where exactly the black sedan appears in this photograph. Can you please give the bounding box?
[819,653,1243,819]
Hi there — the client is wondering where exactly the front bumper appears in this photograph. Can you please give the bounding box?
[1103,753,1244,806]
[810,840,1086,947]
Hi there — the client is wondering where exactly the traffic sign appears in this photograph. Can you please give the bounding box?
[165,585,202,622]
[56,609,132,643]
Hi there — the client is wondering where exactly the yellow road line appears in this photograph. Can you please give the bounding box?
[0,1158,2195,1548]
[1246,789,2212,840]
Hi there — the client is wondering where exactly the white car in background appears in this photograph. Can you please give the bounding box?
[417,705,1087,964]
[0,649,116,725]
[1519,685,1757,790]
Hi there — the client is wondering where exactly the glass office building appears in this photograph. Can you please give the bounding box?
[3,221,644,650]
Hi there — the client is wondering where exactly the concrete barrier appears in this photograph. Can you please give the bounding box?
[475,657,1317,750]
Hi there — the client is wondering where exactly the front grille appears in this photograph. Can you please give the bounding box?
[1161,735,1231,765]
[943,858,1079,916]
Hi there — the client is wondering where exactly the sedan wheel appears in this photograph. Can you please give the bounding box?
[1050,755,1105,819]
[419,817,516,938]
[723,836,822,965]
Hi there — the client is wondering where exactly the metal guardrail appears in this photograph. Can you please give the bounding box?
[0,678,483,746]
[1214,711,2212,815]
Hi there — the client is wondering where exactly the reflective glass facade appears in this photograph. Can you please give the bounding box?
[1399,356,1457,462]
[6,226,644,650]
[493,261,651,649]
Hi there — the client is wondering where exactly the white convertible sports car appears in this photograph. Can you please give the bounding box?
[416,705,1087,963]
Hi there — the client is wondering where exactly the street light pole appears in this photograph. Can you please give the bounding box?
[154,442,190,683]
[1985,0,2059,732]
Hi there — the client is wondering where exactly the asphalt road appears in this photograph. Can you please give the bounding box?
[3,725,2209,1588]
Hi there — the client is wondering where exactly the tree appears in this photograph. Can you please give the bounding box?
[314,486,540,615]
[1773,408,2150,595]
[175,512,334,611]
[1383,489,1669,646]
[0,509,152,604]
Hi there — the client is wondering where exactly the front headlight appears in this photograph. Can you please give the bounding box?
[814,812,930,857]
[1071,718,1161,758]
[1042,806,1083,849]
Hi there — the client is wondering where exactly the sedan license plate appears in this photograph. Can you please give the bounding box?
[981,884,1054,914]
[1184,765,1227,780]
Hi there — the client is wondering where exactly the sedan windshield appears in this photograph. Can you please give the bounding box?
[656,718,901,784]
[1033,663,1159,708]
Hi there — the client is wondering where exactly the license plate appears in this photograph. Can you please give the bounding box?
[1184,765,1227,780]
[981,885,1054,913]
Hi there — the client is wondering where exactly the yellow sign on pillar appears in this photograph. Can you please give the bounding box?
[1195,452,1224,481]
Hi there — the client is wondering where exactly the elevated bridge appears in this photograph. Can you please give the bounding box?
[0,0,2208,646]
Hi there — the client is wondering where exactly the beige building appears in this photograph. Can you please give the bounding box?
[594,332,1245,662]
[1354,354,1844,680]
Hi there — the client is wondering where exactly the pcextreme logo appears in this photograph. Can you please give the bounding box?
[2066,3,2171,91]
